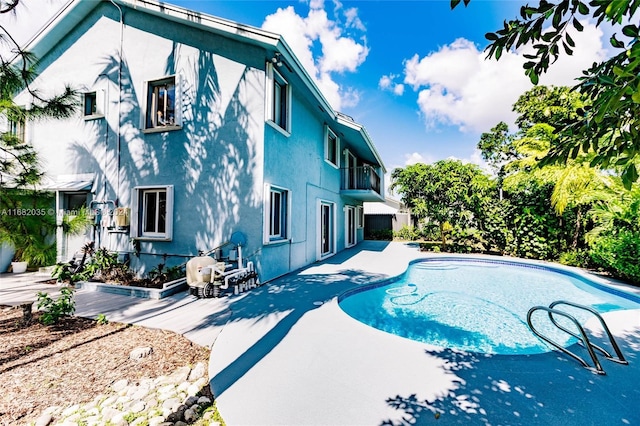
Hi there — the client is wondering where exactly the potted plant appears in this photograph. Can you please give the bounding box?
[0,189,57,272]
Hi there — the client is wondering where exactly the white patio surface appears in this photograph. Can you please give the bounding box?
[1,241,640,425]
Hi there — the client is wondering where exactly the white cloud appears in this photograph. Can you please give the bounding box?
[344,7,366,31]
[309,0,325,10]
[379,74,405,96]
[402,21,607,134]
[262,2,368,111]
[404,152,433,166]
[379,75,393,90]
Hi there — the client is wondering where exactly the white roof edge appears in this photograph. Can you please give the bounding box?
[117,0,282,46]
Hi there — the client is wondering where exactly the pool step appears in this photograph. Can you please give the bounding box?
[526,300,628,375]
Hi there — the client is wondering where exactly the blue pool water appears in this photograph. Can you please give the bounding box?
[338,259,640,355]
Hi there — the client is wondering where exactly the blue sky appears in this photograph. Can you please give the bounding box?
[9,0,611,183]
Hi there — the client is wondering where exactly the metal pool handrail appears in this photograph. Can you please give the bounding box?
[548,300,628,365]
[527,306,606,375]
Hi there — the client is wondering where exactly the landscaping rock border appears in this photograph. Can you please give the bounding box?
[33,362,219,426]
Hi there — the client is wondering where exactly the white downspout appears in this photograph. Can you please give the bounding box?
[109,0,124,206]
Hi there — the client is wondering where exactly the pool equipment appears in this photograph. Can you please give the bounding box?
[186,232,259,298]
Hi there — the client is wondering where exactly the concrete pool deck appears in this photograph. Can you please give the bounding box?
[2,241,640,425]
[207,242,640,425]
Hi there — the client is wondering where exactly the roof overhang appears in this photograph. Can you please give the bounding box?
[335,113,386,172]
[40,173,95,192]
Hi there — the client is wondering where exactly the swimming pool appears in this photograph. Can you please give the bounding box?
[338,258,640,355]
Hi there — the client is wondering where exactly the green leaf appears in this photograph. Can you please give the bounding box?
[451,0,462,9]
[621,164,638,189]
[485,32,499,41]
[597,74,615,85]
[622,25,638,38]
[610,34,625,49]
[573,18,584,31]
[565,33,575,47]
[577,2,589,15]
[563,42,574,55]
[552,7,563,29]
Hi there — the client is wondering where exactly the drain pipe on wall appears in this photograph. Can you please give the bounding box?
[109,0,124,207]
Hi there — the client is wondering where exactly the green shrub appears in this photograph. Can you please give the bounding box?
[36,287,75,325]
[558,250,593,268]
[366,229,394,240]
[419,241,442,252]
[96,313,109,325]
[590,230,640,284]
[394,226,419,241]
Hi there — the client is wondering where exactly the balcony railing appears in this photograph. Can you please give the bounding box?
[340,165,381,195]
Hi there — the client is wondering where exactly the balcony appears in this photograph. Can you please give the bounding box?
[340,165,384,201]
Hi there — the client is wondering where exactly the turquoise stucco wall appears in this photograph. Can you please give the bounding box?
[22,3,266,276]
[19,1,368,283]
[261,81,362,280]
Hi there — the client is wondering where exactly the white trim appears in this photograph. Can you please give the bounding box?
[143,75,181,131]
[345,205,357,248]
[357,206,364,228]
[266,119,291,137]
[131,185,174,241]
[317,199,336,260]
[265,63,291,135]
[82,89,105,120]
[324,125,339,168]
[263,183,291,244]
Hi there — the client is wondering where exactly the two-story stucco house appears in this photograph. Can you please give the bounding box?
[14,0,385,282]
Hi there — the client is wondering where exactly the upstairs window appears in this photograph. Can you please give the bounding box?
[145,76,179,130]
[83,90,104,119]
[266,64,290,134]
[325,126,339,167]
[84,92,97,116]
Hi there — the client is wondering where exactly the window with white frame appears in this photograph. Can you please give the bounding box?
[83,90,104,119]
[132,186,174,240]
[9,117,25,142]
[84,92,97,116]
[145,76,178,129]
[266,64,290,133]
[357,206,364,228]
[325,126,339,167]
[264,185,289,242]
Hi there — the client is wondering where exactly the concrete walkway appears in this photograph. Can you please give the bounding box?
[2,241,640,425]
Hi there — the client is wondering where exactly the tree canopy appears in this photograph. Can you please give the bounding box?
[1,1,79,266]
[390,159,493,244]
[453,0,640,188]
[1,0,78,188]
